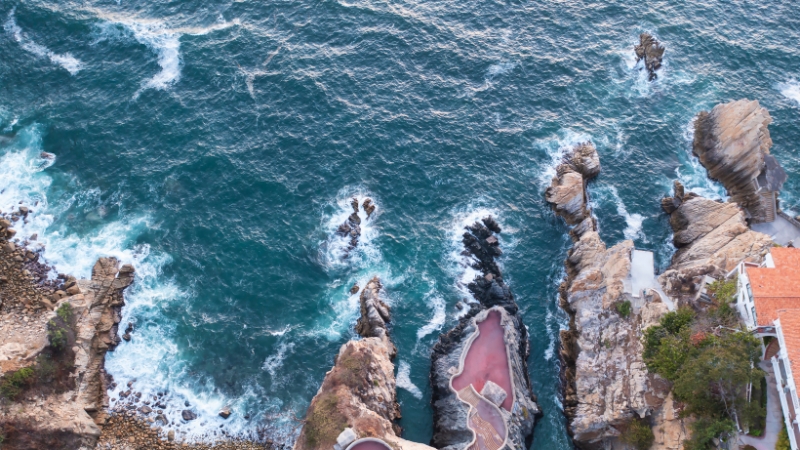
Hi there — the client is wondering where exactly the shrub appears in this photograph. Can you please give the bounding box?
[706,277,737,304]
[303,392,347,448]
[777,426,791,450]
[620,418,654,450]
[616,301,632,318]
[683,417,735,450]
[0,367,36,401]
[56,303,73,322]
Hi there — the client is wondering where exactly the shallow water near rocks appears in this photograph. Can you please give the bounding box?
[2,1,800,447]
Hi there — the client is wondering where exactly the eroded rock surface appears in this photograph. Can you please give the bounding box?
[430,218,539,450]
[634,33,665,81]
[0,243,135,449]
[692,99,786,223]
[659,181,773,304]
[294,278,432,450]
[560,231,671,449]
[545,143,600,225]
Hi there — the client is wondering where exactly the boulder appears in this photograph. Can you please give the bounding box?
[181,410,197,421]
[219,407,232,419]
[634,33,665,80]
[545,143,601,225]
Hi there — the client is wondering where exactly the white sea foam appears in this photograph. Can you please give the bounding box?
[590,184,645,242]
[673,118,727,200]
[778,79,800,107]
[486,60,516,78]
[262,341,295,377]
[0,122,257,442]
[91,13,239,97]
[533,130,594,191]
[396,361,423,400]
[417,292,446,340]
[4,10,82,75]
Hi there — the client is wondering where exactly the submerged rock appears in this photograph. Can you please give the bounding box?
[634,33,665,81]
[692,99,786,223]
[430,218,540,450]
[545,142,600,225]
[294,278,433,450]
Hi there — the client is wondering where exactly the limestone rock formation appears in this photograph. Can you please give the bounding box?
[0,249,135,449]
[634,33,665,81]
[692,99,786,223]
[659,181,773,304]
[430,218,540,450]
[545,143,600,225]
[294,278,432,450]
[560,231,671,449]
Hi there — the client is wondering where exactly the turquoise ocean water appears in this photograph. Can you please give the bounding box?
[1,1,800,447]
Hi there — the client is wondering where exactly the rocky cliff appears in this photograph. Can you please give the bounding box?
[0,205,135,449]
[692,99,786,223]
[660,181,773,304]
[429,218,540,450]
[545,142,600,225]
[294,277,433,450]
[547,144,676,450]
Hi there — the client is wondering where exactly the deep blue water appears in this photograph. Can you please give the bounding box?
[1,0,800,447]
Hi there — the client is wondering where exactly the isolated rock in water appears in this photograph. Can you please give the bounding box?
[545,142,600,225]
[182,410,197,421]
[430,218,540,450]
[659,182,772,304]
[634,33,665,80]
[219,406,232,419]
[335,197,378,257]
[693,99,786,223]
[294,278,433,450]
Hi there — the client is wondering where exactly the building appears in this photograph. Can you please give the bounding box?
[733,247,800,449]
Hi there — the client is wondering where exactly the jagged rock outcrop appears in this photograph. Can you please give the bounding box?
[559,231,672,449]
[692,99,786,223]
[430,218,540,450]
[294,278,433,450]
[634,33,665,81]
[659,181,773,304]
[545,143,601,225]
[548,149,677,449]
[0,246,135,449]
[336,198,377,256]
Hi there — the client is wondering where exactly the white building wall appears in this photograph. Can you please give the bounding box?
[775,319,800,450]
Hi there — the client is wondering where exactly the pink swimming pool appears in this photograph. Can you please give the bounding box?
[346,438,393,450]
[452,310,513,410]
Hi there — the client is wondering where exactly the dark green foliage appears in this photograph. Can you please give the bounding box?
[56,302,73,323]
[0,367,35,401]
[683,417,735,450]
[616,300,632,318]
[643,287,766,450]
[620,418,654,450]
[777,426,791,450]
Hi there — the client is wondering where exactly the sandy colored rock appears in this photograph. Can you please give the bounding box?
[545,143,601,225]
[693,99,786,222]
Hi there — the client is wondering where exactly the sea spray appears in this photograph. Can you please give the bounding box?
[4,9,83,75]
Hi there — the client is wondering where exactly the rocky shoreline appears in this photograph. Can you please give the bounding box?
[0,205,276,450]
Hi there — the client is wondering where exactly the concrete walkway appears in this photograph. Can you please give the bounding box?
[752,214,800,246]
[739,360,783,450]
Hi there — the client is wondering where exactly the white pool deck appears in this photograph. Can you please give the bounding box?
[626,249,675,311]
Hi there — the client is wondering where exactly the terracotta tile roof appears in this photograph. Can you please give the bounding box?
[778,309,800,391]
[746,248,800,325]
[755,298,800,326]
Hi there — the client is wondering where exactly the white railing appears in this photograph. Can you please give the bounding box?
[773,356,799,450]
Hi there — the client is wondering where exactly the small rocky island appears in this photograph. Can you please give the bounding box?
[634,33,665,81]
[430,217,540,450]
